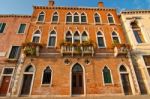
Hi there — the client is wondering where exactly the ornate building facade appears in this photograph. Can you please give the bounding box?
[10,1,140,97]
[121,10,150,94]
[0,15,31,96]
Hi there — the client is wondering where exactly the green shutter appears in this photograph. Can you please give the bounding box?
[103,67,112,84]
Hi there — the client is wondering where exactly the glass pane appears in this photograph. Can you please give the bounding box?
[49,37,56,46]
[120,65,127,72]
[133,30,143,43]
[52,16,58,22]
[143,56,150,66]
[3,68,13,74]
[113,37,120,44]
[32,36,40,43]
[18,24,26,33]
[9,46,20,59]
[95,17,100,23]
[72,64,83,72]
[38,15,44,21]
[79,75,83,87]
[98,37,105,47]
[67,16,72,22]
[108,17,114,24]
[25,65,34,72]
[42,67,51,84]
[81,16,86,23]
[74,16,79,22]
[0,23,6,33]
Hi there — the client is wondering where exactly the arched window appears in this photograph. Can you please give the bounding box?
[66,12,72,23]
[97,31,105,47]
[32,30,41,43]
[82,31,88,42]
[42,67,52,84]
[48,30,56,47]
[25,65,34,72]
[81,13,87,23]
[94,13,101,23]
[131,21,145,43]
[74,31,80,43]
[120,65,127,72]
[37,12,45,22]
[107,13,114,24]
[66,31,72,42]
[103,66,112,84]
[52,12,58,23]
[112,31,120,44]
[74,12,79,23]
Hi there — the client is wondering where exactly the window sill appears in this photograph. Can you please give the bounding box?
[109,23,116,25]
[41,84,50,87]
[104,83,113,86]
[51,22,59,24]
[36,21,45,24]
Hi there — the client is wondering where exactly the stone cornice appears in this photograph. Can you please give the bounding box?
[0,14,31,18]
[33,6,116,11]
[121,10,150,14]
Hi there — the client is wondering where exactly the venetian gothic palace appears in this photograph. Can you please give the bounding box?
[0,0,150,98]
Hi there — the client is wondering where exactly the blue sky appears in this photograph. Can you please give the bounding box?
[0,0,149,14]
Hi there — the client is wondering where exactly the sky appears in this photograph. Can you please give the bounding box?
[0,0,150,15]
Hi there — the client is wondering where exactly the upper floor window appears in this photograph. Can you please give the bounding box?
[103,66,112,84]
[131,22,145,43]
[74,31,80,43]
[94,13,101,23]
[66,12,72,23]
[42,67,52,85]
[9,46,21,59]
[32,30,41,43]
[143,56,150,76]
[52,12,58,23]
[112,31,120,44]
[66,31,72,42]
[0,23,6,33]
[74,13,80,23]
[48,30,56,47]
[37,12,45,22]
[81,13,87,23]
[18,24,26,34]
[97,31,105,48]
[107,13,115,24]
[82,31,88,42]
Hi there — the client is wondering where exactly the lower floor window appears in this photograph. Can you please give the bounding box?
[103,66,112,84]
[42,67,52,84]
[9,46,21,59]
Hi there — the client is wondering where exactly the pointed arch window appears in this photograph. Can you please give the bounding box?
[112,31,120,44]
[66,12,72,23]
[97,31,105,47]
[94,13,101,23]
[66,31,72,42]
[74,31,80,43]
[32,30,41,43]
[103,66,112,84]
[82,31,88,42]
[74,13,79,23]
[48,30,56,47]
[52,12,58,23]
[131,22,145,43]
[42,67,52,84]
[37,12,45,22]
[107,13,115,24]
[81,13,87,23]
[25,65,34,73]
[120,65,127,72]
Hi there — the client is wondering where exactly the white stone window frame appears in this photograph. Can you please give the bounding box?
[81,12,88,24]
[111,31,121,44]
[51,11,59,23]
[47,30,57,48]
[107,13,115,24]
[16,23,27,34]
[94,12,102,24]
[65,30,73,43]
[36,11,45,23]
[31,30,41,43]
[73,12,80,24]
[96,31,107,48]
[0,22,7,34]
[66,12,73,24]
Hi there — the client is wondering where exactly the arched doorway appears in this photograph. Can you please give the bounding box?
[71,63,84,95]
[120,65,132,95]
[20,65,34,96]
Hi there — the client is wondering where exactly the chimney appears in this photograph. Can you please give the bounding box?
[98,2,104,7]
[48,0,55,7]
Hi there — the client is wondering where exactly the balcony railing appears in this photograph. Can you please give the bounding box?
[114,44,131,57]
[61,45,94,56]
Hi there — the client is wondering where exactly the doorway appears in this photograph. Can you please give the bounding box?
[71,63,84,95]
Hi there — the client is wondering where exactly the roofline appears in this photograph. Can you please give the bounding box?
[33,6,116,11]
[121,9,150,14]
[0,14,31,18]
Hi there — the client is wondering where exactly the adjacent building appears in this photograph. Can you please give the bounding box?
[0,15,31,96]
[121,10,150,94]
[11,1,140,97]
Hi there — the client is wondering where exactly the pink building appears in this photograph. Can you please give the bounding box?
[0,15,31,96]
